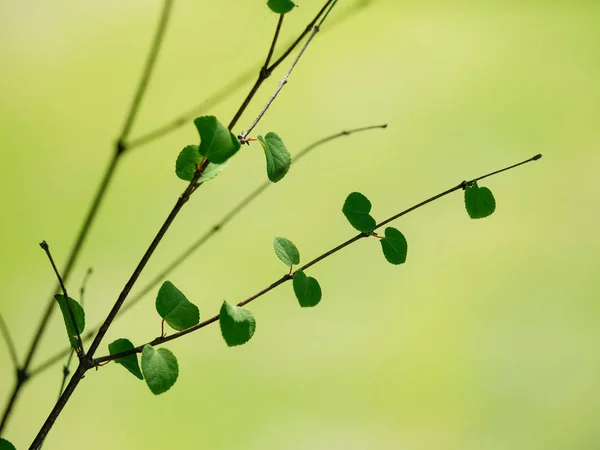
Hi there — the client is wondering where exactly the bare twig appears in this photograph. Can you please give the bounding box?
[127,0,378,149]
[29,124,388,377]
[240,0,339,140]
[0,1,174,434]
[92,154,543,365]
[0,313,18,369]
[228,0,336,131]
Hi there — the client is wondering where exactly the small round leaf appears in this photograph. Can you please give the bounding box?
[156,281,200,331]
[342,192,376,233]
[380,227,408,265]
[219,301,256,347]
[257,133,291,183]
[273,237,300,266]
[267,0,296,14]
[464,181,496,219]
[293,269,322,307]
[141,345,178,395]
[108,338,143,380]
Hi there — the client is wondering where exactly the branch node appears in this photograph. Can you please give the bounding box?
[16,368,29,384]
[115,139,127,155]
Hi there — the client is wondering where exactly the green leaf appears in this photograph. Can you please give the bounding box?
[292,269,322,307]
[156,281,200,331]
[194,115,241,164]
[141,345,178,395]
[273,237,300,266]
[219,301,256,347]
[464,181,496,219]
[199,161,228,183]
[0,438,16,450]
[55,294,85,349]
[342,192,376,233]
[267,0,296,14]
[176,145,228,182]
[108,338,143,380]
[380,227,408,265]
[175,145,202,181]
[257,132,291,183]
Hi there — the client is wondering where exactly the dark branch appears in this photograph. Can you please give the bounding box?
[0,313,18,368]
[127,0,373,149]
[92,154,543,365]
[119,0,174,148]
[240,1,339,139]
[39,241,84,356]
[228,0,335,131]
[29,124,388,377]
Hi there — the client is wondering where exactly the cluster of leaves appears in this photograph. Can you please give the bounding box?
[342,192,408,264]
[176,116,291,185]
[100,180,496,396]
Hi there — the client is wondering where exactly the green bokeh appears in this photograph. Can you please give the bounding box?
[0,1,599,449]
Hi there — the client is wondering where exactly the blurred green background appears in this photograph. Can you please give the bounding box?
[1,0,599,449]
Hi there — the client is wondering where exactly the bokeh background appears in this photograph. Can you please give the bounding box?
[1,1,599,449]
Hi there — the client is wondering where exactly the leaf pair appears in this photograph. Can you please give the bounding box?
[109,280,196,394]
[342,192,408,265]
[273,237,322,307]
[175,115,239,181]
[176,145,227,182]
[109,339,179,396]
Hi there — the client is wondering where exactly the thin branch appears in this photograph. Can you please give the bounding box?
[1,0,173,435]
[241,1,339,139]
[119,0,174,149]
[265,15,285,68]
[228,0,335,131]
[28,124,388,377]
[92,154,543,365]
[128,0,371,149]
[0,313,18,368]
[28,3,353,444]
[39,241,84,356]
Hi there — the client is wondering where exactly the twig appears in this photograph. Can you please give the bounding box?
[240,0,338,139]
[0,0,174,435]
[39,241,84,356]
[119,0,174,149]
[0,313,18,369]
[228,0,336,131]
[127,0,375,149]
[28,3,351,445]
[92,154,543,365]
[28,124,388,377]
